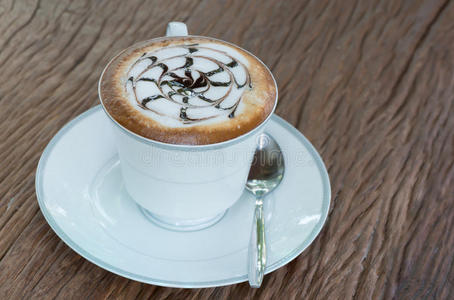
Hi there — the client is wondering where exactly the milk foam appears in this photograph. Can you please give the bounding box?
[124,42,252,128]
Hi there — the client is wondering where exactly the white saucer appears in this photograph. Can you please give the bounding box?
[36,105,331,288]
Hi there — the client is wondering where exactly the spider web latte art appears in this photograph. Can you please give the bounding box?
[125,43,252,126]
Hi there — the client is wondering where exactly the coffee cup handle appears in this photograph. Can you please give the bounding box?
[166,22,188,37]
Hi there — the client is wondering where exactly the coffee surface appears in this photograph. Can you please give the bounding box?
[100,36,277,145]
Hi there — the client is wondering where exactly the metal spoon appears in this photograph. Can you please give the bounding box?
[246,133,285,288]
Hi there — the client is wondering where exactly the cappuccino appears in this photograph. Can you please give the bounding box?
[100,36,277,145]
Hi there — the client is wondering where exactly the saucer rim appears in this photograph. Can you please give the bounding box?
[35,105,331,288]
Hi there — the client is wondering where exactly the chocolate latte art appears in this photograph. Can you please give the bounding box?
[100,37,277,145]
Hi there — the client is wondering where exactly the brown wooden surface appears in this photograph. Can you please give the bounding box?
[1,0,453,299]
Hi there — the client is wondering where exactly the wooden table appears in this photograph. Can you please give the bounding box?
[1,0,453,299]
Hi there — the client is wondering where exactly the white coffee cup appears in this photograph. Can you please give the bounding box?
[99,22,277,231]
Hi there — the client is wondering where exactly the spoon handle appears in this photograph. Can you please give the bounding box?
[248,198,266,288]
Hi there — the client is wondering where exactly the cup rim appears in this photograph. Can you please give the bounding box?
[98,34,278,151]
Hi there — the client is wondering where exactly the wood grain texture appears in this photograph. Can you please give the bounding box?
[1,0,453,299]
